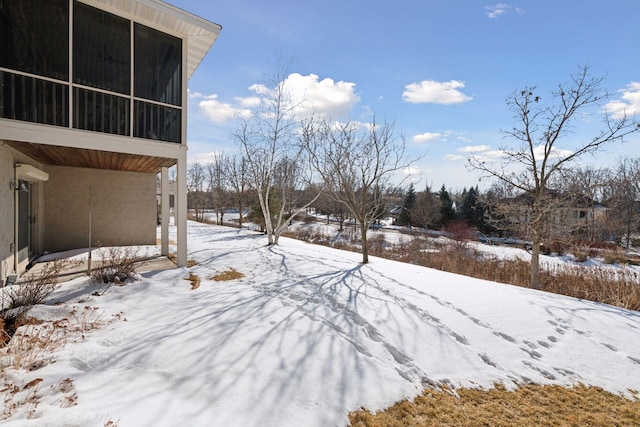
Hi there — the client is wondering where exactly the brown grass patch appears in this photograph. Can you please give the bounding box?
[211,268,244,282]
[349,383,640,427]
[185,273,201,290]
[167,253,198,268]
[155,238,177,245]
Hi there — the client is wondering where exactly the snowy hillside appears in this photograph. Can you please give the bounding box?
[2,221,640,426]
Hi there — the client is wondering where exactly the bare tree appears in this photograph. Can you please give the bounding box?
[469,65,639,289]
[303,118,411,264]
[206,154,228,225]
[224,153,251,228]
[604,158,640,247]
[234,60,320,245]
[187,162,207,222]
[412,184,440,230]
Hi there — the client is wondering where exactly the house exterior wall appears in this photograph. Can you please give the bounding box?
[0,141,47,283]
[0,144,15,283]
[0,1,220,274]
[43,165,157,252]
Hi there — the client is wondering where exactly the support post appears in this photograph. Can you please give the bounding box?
[161,167,169,256]
[176,154,188,267]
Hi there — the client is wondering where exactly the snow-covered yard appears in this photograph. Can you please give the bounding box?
[2,221,640,426]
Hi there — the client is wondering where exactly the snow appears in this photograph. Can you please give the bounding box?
[2,221,640,426]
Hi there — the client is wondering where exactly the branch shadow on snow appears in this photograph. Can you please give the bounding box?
[68,228,442,426]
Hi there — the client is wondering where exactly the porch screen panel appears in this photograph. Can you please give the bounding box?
[134,23,182,106]
[73,2,130,95]
[0,71,69,126]
[134,100,181,143]
[0,0,69,81]
[73,87,130,135]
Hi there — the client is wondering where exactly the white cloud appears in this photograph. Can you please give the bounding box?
[188,89,203,99]
[401,166,422,183]
[199,94,253,123]
[485,3,510,18]
[457,145,491,153]
[402,80,472,105]
[533,144,572,160]
[485,4,524,18]
[465,146,505,162]
[236,96,261,108]
[412,132,442,143]
[605,82,640,120]
[445,154,464,161]
[198,73,360,124]
[188,151,221,165]
[282,73,360,119]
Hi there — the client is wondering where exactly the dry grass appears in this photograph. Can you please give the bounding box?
[1,376,78,420]
[155,238,177,245]
[298,229,640,312]
[167,253,198,268]
[211,268,244,282]
[0,306,123,422]
[349,383,640,427]
[186,273,201,290]
[0,307,109,371]
[404,246,640,311]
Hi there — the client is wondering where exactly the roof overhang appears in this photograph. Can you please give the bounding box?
[6,140,176,174]
[80,0,221,79]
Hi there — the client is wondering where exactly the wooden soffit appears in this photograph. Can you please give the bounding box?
[6,140,175,173]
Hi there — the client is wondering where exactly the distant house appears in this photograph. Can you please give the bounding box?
[510,190,608,238]
[0,0,221,284]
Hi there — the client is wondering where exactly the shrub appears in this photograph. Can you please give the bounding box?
[368,233,387,256]
[90,245,140,284]
[603,251,626,265]
[2,260,68,312]
[572,249,589,263]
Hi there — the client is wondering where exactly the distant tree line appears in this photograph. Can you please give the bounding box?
[183,63,639,281]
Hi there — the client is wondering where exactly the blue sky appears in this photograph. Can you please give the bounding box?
[168,0,640,190]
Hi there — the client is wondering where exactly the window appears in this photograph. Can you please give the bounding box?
[0,0,69,81]
[135,23,182,106]
[73,2,130,94]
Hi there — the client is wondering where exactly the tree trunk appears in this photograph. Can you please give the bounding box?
[361,223,369,264]
[530,234,541,290]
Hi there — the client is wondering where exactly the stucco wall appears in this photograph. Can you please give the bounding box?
[43,166,157,252]
[0,141,47,282]
[0,143,15,283]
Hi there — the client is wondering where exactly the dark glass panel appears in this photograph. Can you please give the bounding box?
[0,70,69,127]
[134,100,181,143]
[73,87,130,136]
[0,0,69,80]
[73,2,130,94]
[134,23,181,106]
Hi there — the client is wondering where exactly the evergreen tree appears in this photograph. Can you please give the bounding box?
[438,184,456,228]
[397,183,416,227]
[460,186,486,230]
